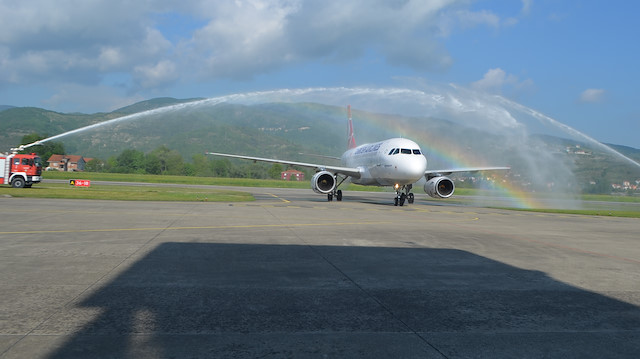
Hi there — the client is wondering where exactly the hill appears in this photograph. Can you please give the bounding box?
[113,97,204,115]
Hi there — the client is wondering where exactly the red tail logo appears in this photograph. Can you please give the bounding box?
[347,105,356,149]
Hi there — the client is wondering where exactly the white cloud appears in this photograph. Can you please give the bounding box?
[521,0,533,15]
[501,0,533,27]
[579,88,605,103]
[471,68,533,95]
[0,0,527,109]
[133,60,179,89]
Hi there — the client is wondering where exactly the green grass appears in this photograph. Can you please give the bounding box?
[0,183,253,202]
[43,171,310,188]
[41,171,386,191]
[581,193,640,203]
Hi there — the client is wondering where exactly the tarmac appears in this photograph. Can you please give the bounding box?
[0,188,639,358]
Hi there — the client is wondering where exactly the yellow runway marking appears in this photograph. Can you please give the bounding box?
[265,193,290,203]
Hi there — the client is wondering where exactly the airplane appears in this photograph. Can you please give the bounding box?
[206,106,510,206]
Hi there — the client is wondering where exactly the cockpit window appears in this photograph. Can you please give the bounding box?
[401,148,411,154]
[413,149,421,155]
[388,149,395,155]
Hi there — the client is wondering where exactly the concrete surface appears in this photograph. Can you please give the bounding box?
[0,189,639,358]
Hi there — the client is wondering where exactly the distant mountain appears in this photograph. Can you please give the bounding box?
[605,143,640,159]
[0,107,104,149]
[113,97,204,115]
[0,105,15,112]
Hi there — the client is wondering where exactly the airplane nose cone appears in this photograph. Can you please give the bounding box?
[409,156,427,178]
[393,155,427,183]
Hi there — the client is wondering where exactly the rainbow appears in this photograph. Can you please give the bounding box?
[353,110,544,209]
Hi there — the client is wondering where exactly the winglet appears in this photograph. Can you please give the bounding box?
[347,105,357,149]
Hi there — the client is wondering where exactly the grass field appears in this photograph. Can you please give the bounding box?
[496,207,640,218]
[0,182,253,202]
[2,172,639,218]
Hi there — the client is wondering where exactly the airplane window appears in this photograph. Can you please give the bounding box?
[401,149,411,154]
[393,148,399,155]
[388,149,395,155]
[413,149,421,155]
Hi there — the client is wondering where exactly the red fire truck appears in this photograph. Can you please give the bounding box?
[0,152,43,188]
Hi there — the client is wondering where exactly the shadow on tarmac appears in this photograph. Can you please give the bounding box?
[47,243,640,358]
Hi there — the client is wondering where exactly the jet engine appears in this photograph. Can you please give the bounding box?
[311,171,336,194]
[424,176,455,198]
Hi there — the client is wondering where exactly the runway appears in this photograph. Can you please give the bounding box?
[1,189,639,358]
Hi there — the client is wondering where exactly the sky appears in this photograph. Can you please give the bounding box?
[0,0,638,148]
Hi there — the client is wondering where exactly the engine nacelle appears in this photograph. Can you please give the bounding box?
[424,176,455,198]
[311,171,336,194]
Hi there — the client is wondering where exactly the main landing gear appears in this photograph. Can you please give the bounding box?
[394,184,415,207]
[327,189,342,202]
[327,175,347,202]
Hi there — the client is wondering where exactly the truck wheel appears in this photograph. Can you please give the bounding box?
[11,177,26,188]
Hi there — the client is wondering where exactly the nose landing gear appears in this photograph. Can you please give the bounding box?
[394,184,415,206]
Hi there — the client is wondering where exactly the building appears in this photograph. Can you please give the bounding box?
[47,154,92,172]
[281,169,305,181]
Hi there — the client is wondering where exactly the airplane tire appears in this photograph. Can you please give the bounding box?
[327,193,333,202]
[394,197,398,206]
[408,193,414,204]
[399,193,406,206]
[336,190,342,201]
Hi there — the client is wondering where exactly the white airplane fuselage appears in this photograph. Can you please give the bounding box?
[341,137,427,186]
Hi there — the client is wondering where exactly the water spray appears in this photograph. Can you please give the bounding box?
[494,95,640,169]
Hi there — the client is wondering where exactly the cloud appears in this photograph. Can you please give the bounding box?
[133,60,179,89]
[579,88,605,103]
[502,0,533,27]
[471,68,533,95]
[0,0,526,109]
[521,0,533,15]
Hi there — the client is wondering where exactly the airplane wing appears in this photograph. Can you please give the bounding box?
[426,166,510,177]
[206,152,363,178]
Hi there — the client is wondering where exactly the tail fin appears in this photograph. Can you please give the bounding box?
[347,105,356,149]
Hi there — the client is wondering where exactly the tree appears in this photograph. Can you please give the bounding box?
[149,146,184,175]
[268,163,283,179]
[115,149,145,173]
[212,159,231,177]
[144,154,162,175]
[85,158,105,172]
[248,163,267,179]
[191,154,214,177]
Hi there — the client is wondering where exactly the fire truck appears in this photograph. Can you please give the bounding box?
[0,152,43,188]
